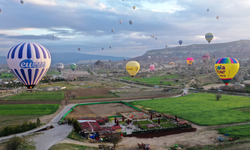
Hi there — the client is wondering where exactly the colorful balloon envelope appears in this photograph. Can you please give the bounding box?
[150,64,155,71]
[126,61,140,77]
[7,42,51,89]
[205,33,214,43]
[70,63,77,71]
[129,20,133,25]
[0,8,1,13]
[133,6,136,10]
[202,55,210,63]
[78,48,81,51]
[216,16,219,20]
[186,57,194,66]
[119,20,122,24]
[214,57,239,85]
[169,62,175,65]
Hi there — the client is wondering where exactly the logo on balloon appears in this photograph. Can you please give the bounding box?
[216,65,226,75]
[19,59,46,69]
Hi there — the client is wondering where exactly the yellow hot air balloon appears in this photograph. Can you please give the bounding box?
[126,61,140,77]
[214,57,239,85]
[205,33,214,43]
[133,6,136,10]
[169,62,175,65]
[186,57,194,66]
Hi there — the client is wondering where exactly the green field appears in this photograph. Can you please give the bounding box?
[0,104,59,115]
[49,143,98,150]
[1,73,14,79]
[4,91,65,101]
[217,124,250,137]
[121,75,178,85]
[46,72,61,75]
[130,93,250,126]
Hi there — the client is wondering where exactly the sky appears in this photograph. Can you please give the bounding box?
[1,0,250,58]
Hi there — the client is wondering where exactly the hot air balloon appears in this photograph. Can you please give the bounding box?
[205,33,214,43]
[20,0,24,4]
[52,36,55,39]
[169,62,175,65]
[56,63,64,73]
[7,42,51,89]
[148,56,151,59]
[165,45,168,48]
[133,6,136,10]
[0,8,1,13]
[78,48,81,51]
[70,63,77,71]
[179,40,183,45]
[109,46,112,49]
[202,54,210,63]
[207,9,209,12]
[150,64,155,72]
[102,48,104,50]
[123,58,127,61]
[216,16,219,20]
[129,20,133,25]
[151,35,155,38]
[215,57,239,85]
[119,20,123,24]
[111,29,114,32]
[155,37,157,40]
[186,57,194,66]
[126,61,140,77]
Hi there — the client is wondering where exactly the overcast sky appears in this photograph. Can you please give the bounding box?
[0,0,250,57]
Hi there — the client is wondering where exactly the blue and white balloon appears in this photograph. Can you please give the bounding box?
[178,40,183,45]
[7,42,51,89]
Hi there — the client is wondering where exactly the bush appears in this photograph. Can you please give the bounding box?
[36,118,41,127]
[6,136,23,150]
[72,119,82,132]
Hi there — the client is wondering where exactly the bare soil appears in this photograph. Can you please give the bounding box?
[0,100,61,105]
[67,103,139,118]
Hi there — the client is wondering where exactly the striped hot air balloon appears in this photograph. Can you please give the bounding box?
[186,57,194,66]
[7,42,51,89]
[205,33,214,43]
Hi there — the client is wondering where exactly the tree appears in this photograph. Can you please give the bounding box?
[36,118,41,127]
[87,68,90,73]
[110,133,122,149]
[72,119,82,132]
[106,71,109,77]
[216,93,222,101]
[6,136,23,150]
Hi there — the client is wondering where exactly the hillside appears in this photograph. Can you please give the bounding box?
[132,40,250,63]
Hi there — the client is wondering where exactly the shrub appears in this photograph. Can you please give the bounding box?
[215,93,222,101]
[36,118,41,127]
[6,136,23,150]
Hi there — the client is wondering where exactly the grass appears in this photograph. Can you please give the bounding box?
[4,91,65,101]
[49,143,98,150]
[140,125,148,129]
[121,75,178,85]
[0,115,43,128]
[46,72,61,75]
[152,119,169,123]
[160,123,177,128]
[136,120,152,125]
[1,73,14,79]
[217,124,250,137]
[130,93,250,126]
[67,130,85,142]
[0,104,59,115]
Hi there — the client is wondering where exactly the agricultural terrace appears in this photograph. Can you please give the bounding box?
[4,91,65,101]
[130,93,250,126]
[121,75,179,85]
[0,73,14,79]
[217,124,250,137]
[0,104,59,128]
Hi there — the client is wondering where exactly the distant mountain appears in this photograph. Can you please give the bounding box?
[50,53,130,65]
[131,40,250,63]
[0,53,131,65]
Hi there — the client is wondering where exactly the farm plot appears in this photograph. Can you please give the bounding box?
[217,124,250,137]
[0,104,59,128]
[130,93,250,126]
[4,91,65,101]
[121,75,178,85]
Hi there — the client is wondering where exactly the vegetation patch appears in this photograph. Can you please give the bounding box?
[121,75,178,85]
[217,124,250,137]
[4,91,65,101]
[159,123,177,128]
[1,73,14,79]
[152,119,169,123]
[67,130,85,142]
[74,95,116,100]
[49,143,98,150]
[0,104,59,115]
[130,93,250,125]
[136,120,152,125]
